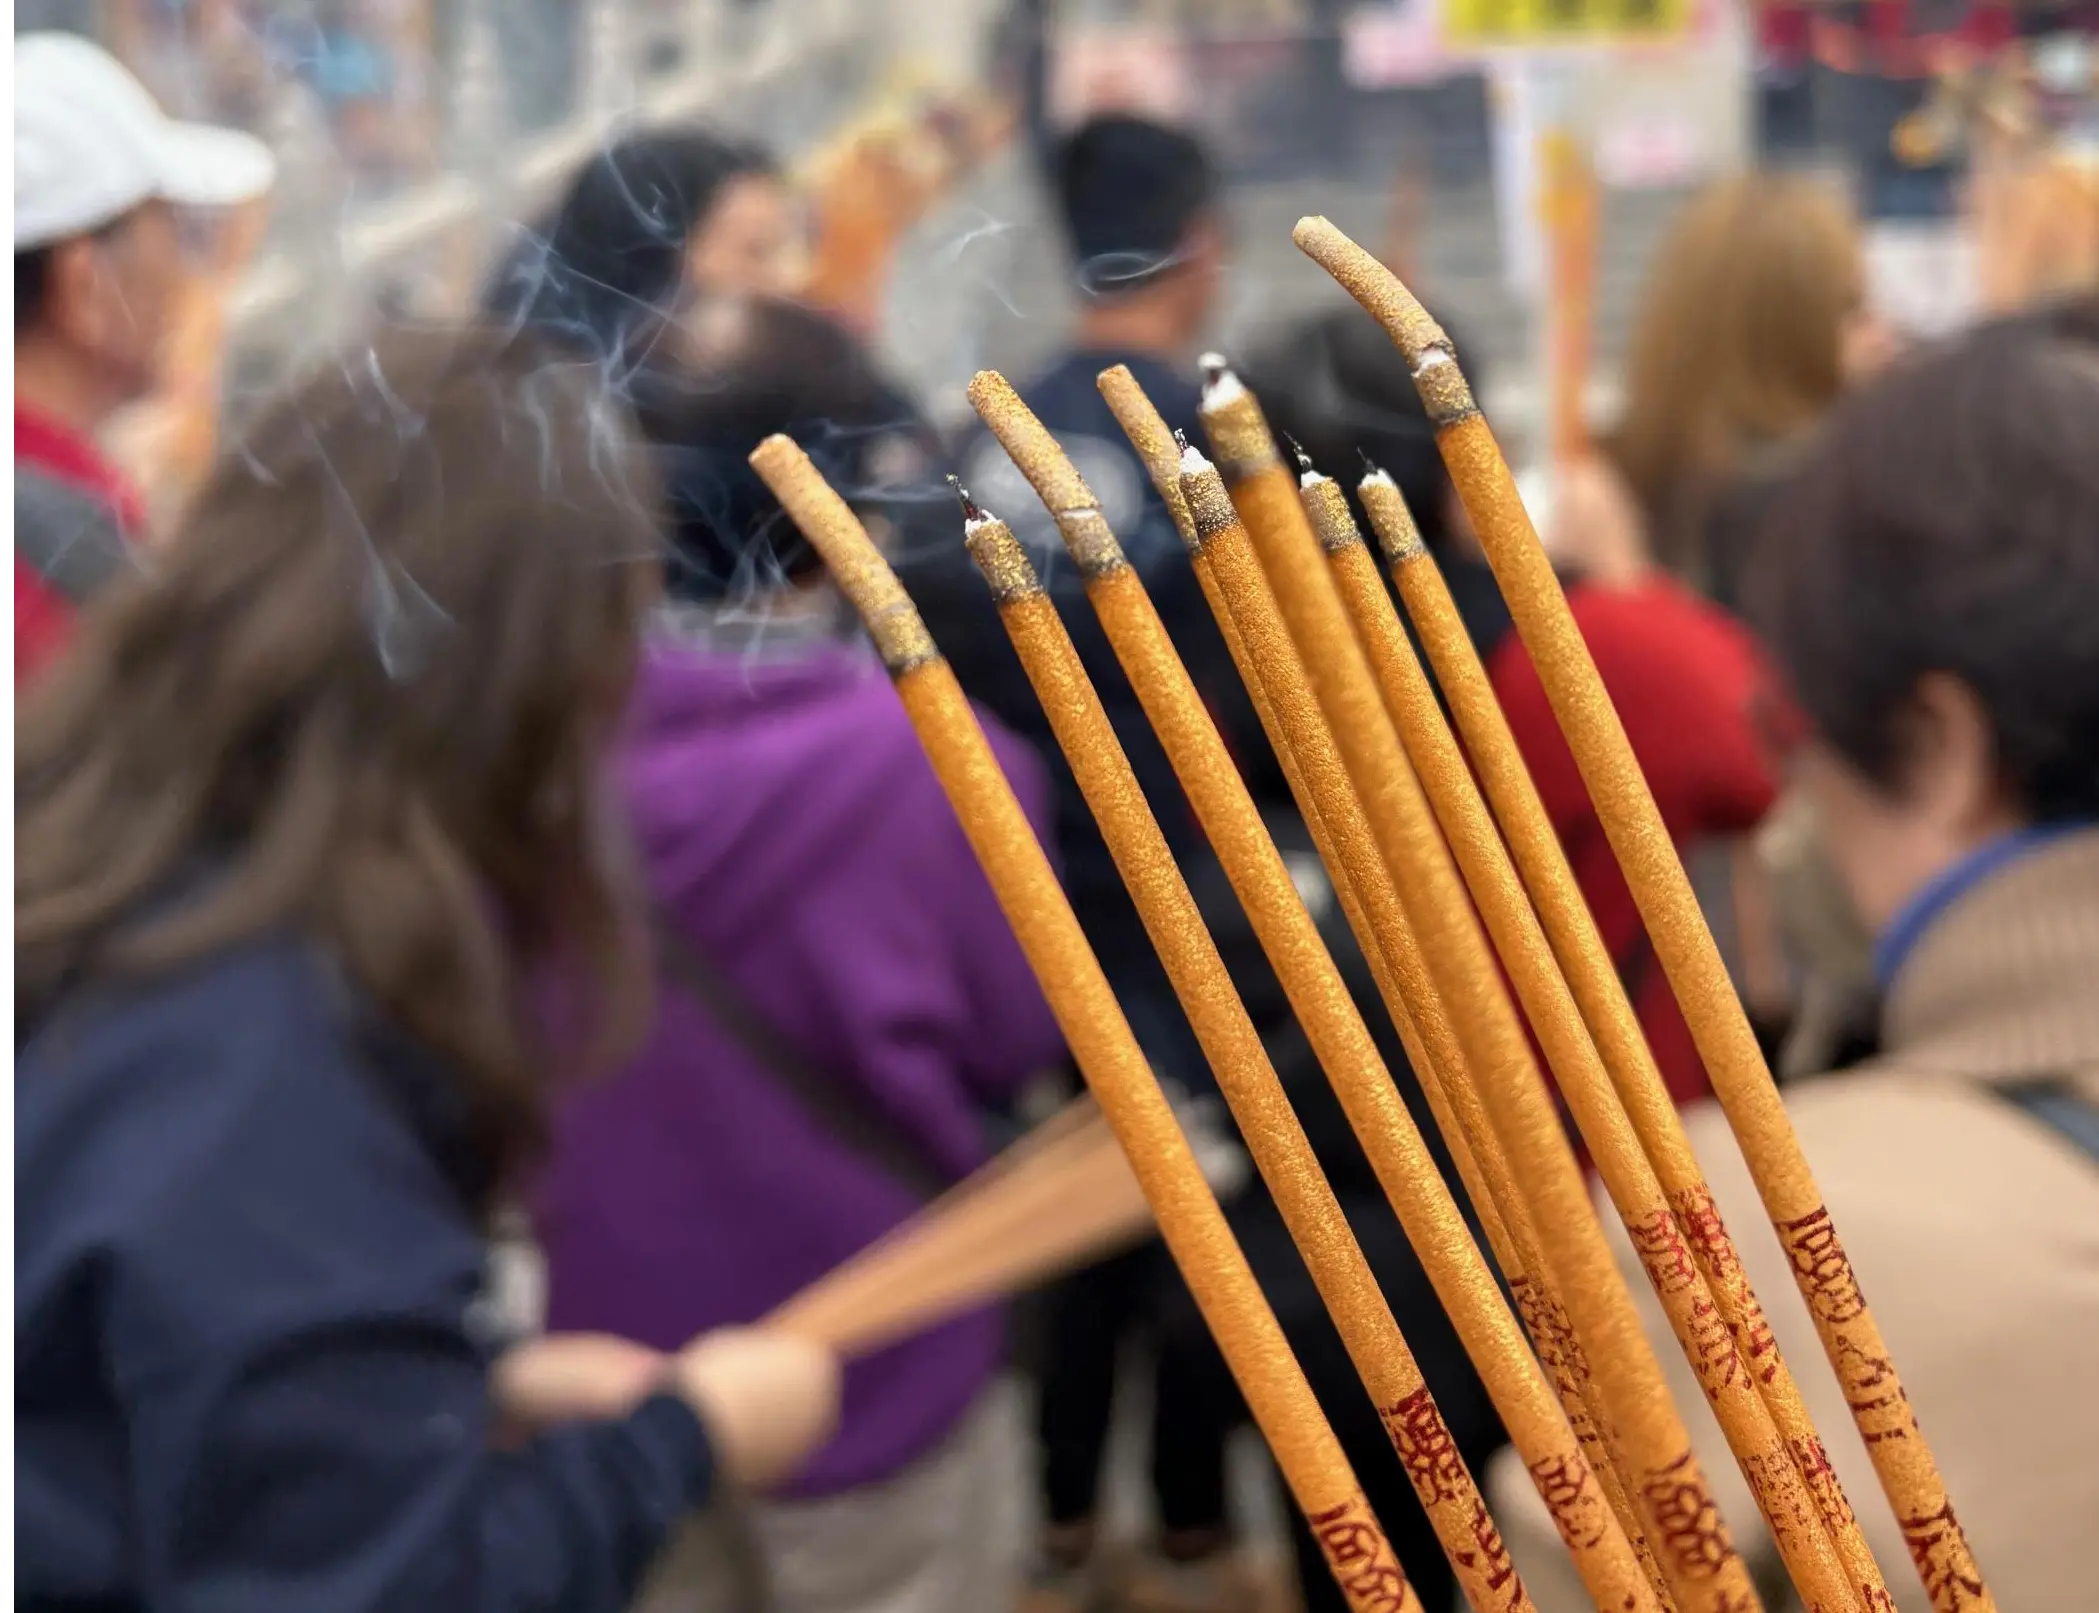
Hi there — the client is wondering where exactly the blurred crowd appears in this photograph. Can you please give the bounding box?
[14,12,2099,1613]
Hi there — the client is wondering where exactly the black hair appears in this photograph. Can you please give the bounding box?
[17,249,52,332]
[1051,114,1217,297]
[483,126,775,365]
[1241,305,1486,554]
[628,295,933,601]
[1748,294,2099,821]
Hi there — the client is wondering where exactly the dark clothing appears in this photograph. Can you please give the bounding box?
[16,936,717,1613]
[911,347,1255,1083]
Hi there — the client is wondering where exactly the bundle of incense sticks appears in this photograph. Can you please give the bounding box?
[766,1096,1155,1357]
[744,213,1998,1613]
[1293,215,1994,1613]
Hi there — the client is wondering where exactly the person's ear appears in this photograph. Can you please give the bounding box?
[1898,672,2007,836]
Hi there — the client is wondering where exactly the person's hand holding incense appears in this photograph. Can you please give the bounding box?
[674,1328,843,1490]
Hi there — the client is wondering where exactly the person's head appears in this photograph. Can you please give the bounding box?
[629,292,935,602]
[1242,304,1485,555]
[486,126,792,368]
[1611,172,1881,578]
[1053,114,1226,351]
[16,325,665,1202]
[1747,296,2099,935]
[14,32,274,422]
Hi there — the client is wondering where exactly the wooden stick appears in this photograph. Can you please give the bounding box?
[1304,460,1876,1613]
[1295,213,1996,1613]
[954,479,1520,1613]
[748,435,1425,1613]
[1141,436,1669,1612]
[1196,371,1760,1613]
[1362,469,1895,1613]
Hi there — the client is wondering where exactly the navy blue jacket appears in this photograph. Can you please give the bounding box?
[16,935,715,1611]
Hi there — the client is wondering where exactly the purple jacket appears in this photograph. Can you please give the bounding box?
[536,635,1064,1495]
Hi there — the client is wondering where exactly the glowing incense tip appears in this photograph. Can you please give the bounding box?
[1282,433,1324,487]
[1178,437,1213,474]
[946,474,991,531]
[1198,354,1247,409]
[1360,465,1397,492]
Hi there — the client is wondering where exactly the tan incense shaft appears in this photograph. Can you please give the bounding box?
[1295,213,1994,1613]
[1304,466,1873,1613]
[1165,444,1668,1613]
[749,435,1420,1613]
[1196,377,1760,1613]
[1360,471,1894,1613]
[959,491,1518,1613]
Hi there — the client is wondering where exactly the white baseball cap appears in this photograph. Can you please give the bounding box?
[14,31,276,251]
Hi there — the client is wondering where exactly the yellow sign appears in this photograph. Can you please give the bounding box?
[1442,0,1690,46]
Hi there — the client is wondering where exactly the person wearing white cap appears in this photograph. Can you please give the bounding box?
[14,30,275,685]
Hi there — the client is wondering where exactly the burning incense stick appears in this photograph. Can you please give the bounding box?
[748,436,1423,1613]
[1142,441,1668,1613]
[1295,213,1994,1613]
[1303,461,1878,1613]
[956,487,1520,1613]
[1195,372,1759,1613]
[1360,470,1894,1613]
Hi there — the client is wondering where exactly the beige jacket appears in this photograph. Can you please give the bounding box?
[1490,830,2099,1613]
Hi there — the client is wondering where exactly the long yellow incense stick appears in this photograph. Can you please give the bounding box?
[749,435,1421,1613]
[1360,469,1894,1613]
[1294,214,1995,1613]
[1302,461,1875,1613]
[959,492,1516,1612]
[1145,443,1671,1613]
[1195,375,1760,1613]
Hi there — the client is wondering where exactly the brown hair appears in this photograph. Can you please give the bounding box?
[1748,295,2099,822]
[1608,172,1863,580]
[16,325,664,1197]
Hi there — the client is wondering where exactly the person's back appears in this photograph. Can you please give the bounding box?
[540,632,1060,1493]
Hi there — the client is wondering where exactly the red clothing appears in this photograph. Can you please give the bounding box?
[15,405,144,685]
[1487,575,1780,1108]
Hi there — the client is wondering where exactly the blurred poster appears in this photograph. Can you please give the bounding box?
[1443,0,1691,47]
[1343,0,1461,86]
[1049,26,1195,126]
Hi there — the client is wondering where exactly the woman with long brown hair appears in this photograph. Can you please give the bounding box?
[16,325,839,1611]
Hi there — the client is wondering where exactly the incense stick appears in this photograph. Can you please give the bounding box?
[1195,372,1759,1613]
[768,1100,1149,1354]
[956,483,1519,1612]
[1295,213,1995,1613]
[1360,469,1893,1613]
[748,435,1424,1613]
[1303,462,1876,1613]
[1157,440,1668,1613]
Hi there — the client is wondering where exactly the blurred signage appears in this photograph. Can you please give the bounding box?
[1442,0,1692,47]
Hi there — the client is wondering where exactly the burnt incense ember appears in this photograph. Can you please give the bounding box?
[943,473,984,523]
[1297,214,1992,1613]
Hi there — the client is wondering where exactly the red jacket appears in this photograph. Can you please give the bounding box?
[1488,575,1781,1108]
[15,405,143,685]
